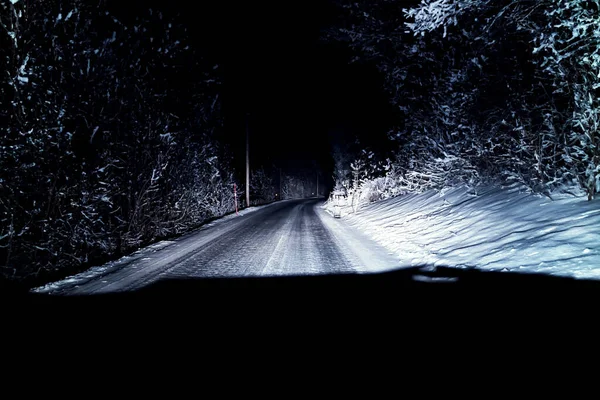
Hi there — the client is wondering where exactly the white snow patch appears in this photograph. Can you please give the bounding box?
[202,202,277,228]
[32,202,276,293]
[324,184,600,280]
[32,240,176,294]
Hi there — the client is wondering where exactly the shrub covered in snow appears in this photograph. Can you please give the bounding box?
[0,1,237,284]
[326,0,600,201]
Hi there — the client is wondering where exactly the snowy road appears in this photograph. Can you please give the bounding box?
[45,199,399,294]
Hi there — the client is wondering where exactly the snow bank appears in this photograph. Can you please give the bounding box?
[32,202,275,293]
[324,184,600,279]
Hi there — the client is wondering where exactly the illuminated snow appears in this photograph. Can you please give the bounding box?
[325,183,600,279]
[32,203,274,294]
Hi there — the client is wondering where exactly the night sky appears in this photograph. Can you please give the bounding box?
[107,0,397,184]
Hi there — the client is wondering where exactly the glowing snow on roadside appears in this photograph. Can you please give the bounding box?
[325,184,600,279]
[32,203,275,293]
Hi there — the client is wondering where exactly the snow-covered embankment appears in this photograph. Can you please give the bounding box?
[324,185,600,279]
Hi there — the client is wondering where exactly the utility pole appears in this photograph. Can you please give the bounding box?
[245,113,250,208]
[279,167,283,200]
[316,172,319,197]
[234,183,238,215]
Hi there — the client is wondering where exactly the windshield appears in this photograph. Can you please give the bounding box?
[1,0,599,298]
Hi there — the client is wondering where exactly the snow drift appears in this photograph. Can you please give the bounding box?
[325,184,600,279]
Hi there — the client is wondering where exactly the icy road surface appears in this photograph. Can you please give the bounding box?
[37,199,399,294]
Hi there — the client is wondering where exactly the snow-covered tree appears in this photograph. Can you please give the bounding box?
[0,0,233,284]
[250,167,277,205]
[332,143,353,195]
[327,0,600,199]
[282,173,313,200]
[403,0,600,197]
